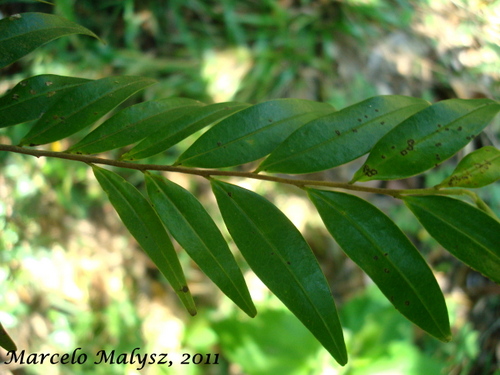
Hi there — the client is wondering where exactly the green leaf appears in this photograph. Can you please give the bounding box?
[257,96,429,174]
[0,75,91,128]
[19,76,156,146]
[436,146,500,188]
[0,323,17,352]
[0,12,100,69]
[351,98,500,182]
[175,99,335,168]
[404,195,500,284]
[144,173,256,317]
[122,102,250,161]
[307,189,451,342]
[91,165,196,315]
[211,180,347,365]
[67,98,203,154]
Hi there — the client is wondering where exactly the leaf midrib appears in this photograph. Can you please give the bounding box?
[96,169,186,289]
[218,183,344,356]
[23,78,150,143]
[262,104,424,170]
[149,177,253,312]
[311,190,448,339]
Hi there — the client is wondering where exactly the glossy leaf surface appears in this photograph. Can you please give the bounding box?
[308,189,451,342]
[145,173,256,317]
[0,12,99,69]
[211,180,347,365]
[352,98,500,182]
[67,98,203,154]
[436,146,500,188]
[0,323,17,352]
[257,96,429,174]
[404,195,500,284]
[0,75,91,128]
[123,102,250,161]
[20,76,156,146]
[92,166,196,315]
[175,99,334,168]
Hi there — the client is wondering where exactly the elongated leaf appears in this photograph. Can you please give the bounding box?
[404,195,500,284]
[211,180,347,365]
[67,98,203,154]
[257,96,429,174]
[0,12,99,69]
[175,99,335,168]
[351,98,500,182]
[0,323,16,352]
[0,75,91,128]
[145,173,256,317]
[19,76,156,146]
[122,102,250,161]
[307,189,450,342]
[91,165,196,315]
[436,146,500,188]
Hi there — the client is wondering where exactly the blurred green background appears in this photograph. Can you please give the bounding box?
[1,0,499,374]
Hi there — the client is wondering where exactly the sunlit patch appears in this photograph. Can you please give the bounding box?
[201,47,252,102]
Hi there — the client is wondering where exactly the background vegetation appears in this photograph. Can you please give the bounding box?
[0,0,499,374]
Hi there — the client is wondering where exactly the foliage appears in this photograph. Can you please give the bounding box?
[1,10,499,367]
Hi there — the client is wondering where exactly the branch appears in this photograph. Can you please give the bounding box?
[0,143,471,198]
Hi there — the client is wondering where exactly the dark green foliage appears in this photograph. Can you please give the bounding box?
[1,10,499,366]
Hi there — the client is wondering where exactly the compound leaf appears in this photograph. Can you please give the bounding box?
[0,12,99,69]
[211,180,347,365]
[67,98,203,154]
[91,165,196,315]
[122,102,250,161]
[19,76,156,146]
[175,99,334,168]
[0,75,91,128]
[0,323,16,352]
[351,98,500,182]
[436,146,500,188]
[257,96,429,174]
[404,195,500,284]
[145,173,256,317]
[307,189,450,342]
